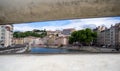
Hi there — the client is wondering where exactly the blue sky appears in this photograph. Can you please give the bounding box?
[14,17,120,31]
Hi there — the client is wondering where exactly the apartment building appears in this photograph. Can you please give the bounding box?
[114,23,120,47]
[54,36,69,46]
[93,26,107,46]
[13,36,45,46]
[105,29,110,46]
[99,30,105,46]
[62,28,75,36]
[0,25,13,47]
[47,30,61,36]
[110,25,116,46]
[95,23,120,47]
[13,38,24,45]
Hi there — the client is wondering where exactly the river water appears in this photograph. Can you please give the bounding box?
[30,48,69,53]
[30,47,85,53]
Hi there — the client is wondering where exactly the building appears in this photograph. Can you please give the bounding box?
[114,23,120,47]
[93,26,107,46]
[99,30,105,46]
[54,36,69,46]
[94,23,120,48]
[104,29,110,46]
[13,36,45,47]
[13,38,24,45]
[47,34,57,46]
[62,28,75,36]
[47,30,61,36]
[110,25,116,46]
[0,25,13,47]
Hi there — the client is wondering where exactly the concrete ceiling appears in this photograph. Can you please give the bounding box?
[0,0,120,24]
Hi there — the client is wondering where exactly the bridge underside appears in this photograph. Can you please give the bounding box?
[0,0,120,24]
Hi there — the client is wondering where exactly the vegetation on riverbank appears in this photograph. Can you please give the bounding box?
[13,30,47,38]
[69,28,97,46]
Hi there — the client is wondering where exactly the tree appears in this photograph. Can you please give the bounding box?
[84,28,93,45]
[69,36,74,44]
[92,31,97,45]
[13,30,47,38]
[13,31,23,38]
[69,28,97,46]
[78,30,87,44]
[69,31,79,44]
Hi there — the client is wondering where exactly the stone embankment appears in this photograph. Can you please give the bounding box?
[82,47,119,52]
[68,46,118,53]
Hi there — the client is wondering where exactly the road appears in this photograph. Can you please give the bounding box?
[0,54,120,71]
[0,47,27,53]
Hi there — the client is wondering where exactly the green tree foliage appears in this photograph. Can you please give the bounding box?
[69,28,97,46]
[13,30,47,38]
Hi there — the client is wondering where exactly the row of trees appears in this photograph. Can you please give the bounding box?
[13,30,47,38]
[69,28,97,46]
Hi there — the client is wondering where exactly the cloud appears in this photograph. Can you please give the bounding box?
[82,24,96,29]
[14,20,71,31]
[75,17,120,28]
[13,17,120,31]
[13,24,38,32]
[41,21,84,30]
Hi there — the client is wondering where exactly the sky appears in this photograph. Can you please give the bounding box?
[14,16,120,32]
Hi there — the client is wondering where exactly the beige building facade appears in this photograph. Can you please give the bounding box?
[0,25,13,47]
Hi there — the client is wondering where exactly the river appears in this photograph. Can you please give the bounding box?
[30,47,86,53]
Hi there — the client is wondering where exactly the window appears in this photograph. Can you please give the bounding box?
[1,29,5,32]
[1,33,5,35]
[1,37,5,39]
[1,25,4,28]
